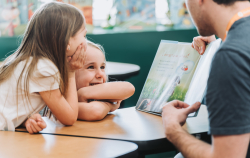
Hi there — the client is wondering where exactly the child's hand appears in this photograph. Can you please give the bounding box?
[67,43,86,72]
[109,101,121,112]
[24,113,47,134]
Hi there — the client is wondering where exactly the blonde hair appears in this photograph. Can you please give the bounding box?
[86,40,109,82]
[0,2,85,115]
[86,40,106,58]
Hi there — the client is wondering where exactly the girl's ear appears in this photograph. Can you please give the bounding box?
[67,45,70,51]
[67,41,72,51]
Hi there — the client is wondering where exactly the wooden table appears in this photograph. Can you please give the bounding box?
[106,61,140,81]
[0,131,138,158]
[17,105,209,156]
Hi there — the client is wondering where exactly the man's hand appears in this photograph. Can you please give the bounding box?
[24,113,47,134]
[191,35,216,55]
[162,100,200,139]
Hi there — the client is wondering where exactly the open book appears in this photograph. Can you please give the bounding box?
[135,39,221,117]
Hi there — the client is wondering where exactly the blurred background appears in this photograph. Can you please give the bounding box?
[0,0,195,36]
[0,0,199,114]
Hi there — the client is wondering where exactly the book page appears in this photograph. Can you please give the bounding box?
[185,39,221,117]
[136,41,200,113]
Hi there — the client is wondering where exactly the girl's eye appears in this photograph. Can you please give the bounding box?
[87,66,94,69]
[101,66,105,69]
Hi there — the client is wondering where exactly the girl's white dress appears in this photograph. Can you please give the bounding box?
[0,57,59,131]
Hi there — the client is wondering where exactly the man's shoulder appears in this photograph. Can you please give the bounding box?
[206,17,250,136]
[221,16,250,52]
[215,16,250,63]
[231,15,250,31]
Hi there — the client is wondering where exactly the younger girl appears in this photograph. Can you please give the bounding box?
[0,2,87,133]
[75,40,135,121]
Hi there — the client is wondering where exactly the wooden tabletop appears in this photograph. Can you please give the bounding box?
[0,131,138,158]
[16,105,208,155]
[184,105,209,134]
[24,105,207,140]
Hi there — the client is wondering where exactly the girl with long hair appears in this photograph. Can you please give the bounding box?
[0,2,87,133]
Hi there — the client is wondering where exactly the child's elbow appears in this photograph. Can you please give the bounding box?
[130,84,135,95]
[91,109,106,121]
[62,117,77,126]
[124,82,135,97]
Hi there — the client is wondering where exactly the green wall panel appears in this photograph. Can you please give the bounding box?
[0,37,22,60]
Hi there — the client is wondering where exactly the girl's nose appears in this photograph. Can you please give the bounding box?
[96,69,105,79]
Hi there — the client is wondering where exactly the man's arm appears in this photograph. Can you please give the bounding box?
[162,101,250,158]
[166,123,250,158]
[77,82,135,102]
